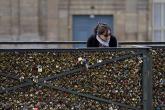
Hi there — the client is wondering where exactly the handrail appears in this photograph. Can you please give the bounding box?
[0,41,164,45]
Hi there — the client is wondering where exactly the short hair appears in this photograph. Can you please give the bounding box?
[94,23,111,36]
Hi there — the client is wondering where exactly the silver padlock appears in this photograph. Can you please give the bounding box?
[37,65,42,73]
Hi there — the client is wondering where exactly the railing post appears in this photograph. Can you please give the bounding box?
[142,48,153,110]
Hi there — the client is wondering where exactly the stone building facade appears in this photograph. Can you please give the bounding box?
[0,0,153,42]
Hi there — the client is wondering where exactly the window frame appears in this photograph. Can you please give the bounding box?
[153,0,165,41]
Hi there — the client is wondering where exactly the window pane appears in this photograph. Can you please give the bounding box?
[164,31,165,41]
[153,30,161,41]
[164,3,165,27]
[154,3,161,28]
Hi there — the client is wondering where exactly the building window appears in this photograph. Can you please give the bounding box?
[153,0,165,41]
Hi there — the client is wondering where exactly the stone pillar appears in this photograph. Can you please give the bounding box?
[115,11,126,41]
[47,0,59,41]
[148,0,153,41]
[138,11,147,41]
[125,0,138,41]
[0,0,11,35]
[20,0,38,33]
[10,0,20,40]
[38,0,48,40]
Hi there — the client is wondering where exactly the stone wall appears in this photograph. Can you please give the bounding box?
[0,0,151,42]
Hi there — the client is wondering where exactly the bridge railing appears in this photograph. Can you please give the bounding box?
[0,47,152,110]
[0,41,164,49]
[0,41,164,110]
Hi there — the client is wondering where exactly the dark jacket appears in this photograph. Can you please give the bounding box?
[87,34,117,47]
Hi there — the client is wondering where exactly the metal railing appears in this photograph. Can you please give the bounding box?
[0,41,164,49]
[0,48,153,110]
[0,41,164,44]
